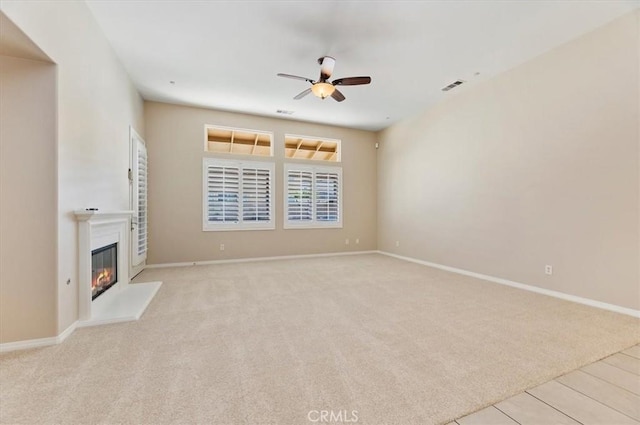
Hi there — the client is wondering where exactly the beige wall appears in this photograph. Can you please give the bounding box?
[378,11,640,310]
[144,102,377,264]
[0,55,57,342]
[1,1,145,336]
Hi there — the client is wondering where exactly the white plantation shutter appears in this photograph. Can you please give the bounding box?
[203,158,274,230]
[131,129,147,266]
[284,164,342,228]
[286,170,313,222]
[136,143,148,255]
[242,167,271,222]
[206,165,240,223]
[315,172,339,222]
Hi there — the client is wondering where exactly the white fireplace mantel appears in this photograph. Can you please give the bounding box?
[74,209,161,327]
[74,209,135,222]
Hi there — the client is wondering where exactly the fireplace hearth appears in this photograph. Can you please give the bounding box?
[91,243,117,300]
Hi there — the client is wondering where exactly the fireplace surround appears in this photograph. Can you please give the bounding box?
[74,210,161,326]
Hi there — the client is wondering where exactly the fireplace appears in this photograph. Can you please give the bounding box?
[74,209,161,326]
[91,243,118,300]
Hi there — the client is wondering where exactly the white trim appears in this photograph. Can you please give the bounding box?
[0,321,78,353]
[0,336,58,353]
[146,250,378,269]
[379,251,640,319]
[58,321,78,342]
[74,210,135,221]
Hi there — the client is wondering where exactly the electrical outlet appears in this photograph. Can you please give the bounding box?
[395,241,400,247]
[345,238,350,245]
[355,238,359,245]
[220,244,225,251]
[545,265,553,275]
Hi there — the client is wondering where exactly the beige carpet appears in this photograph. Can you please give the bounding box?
[1,254,639,425]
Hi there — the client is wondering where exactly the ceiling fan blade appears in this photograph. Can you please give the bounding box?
[294,88,312,100]
[332,76,371,86]
[277,73,314,84]
[318,56,336,82]
[331,89,346,102]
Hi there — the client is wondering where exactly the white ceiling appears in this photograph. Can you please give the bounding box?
[86,0,639,131]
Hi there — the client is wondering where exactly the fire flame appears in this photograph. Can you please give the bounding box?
[92,268,114,290]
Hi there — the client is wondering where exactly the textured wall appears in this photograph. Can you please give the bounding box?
[377,11,640,310]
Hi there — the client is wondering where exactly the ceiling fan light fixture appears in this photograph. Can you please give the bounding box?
[311,82,335,99]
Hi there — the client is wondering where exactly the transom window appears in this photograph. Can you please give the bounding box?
[284,134,340,162]
[284,163,342,229]
[205,125,273,157]
[203,158,274,231]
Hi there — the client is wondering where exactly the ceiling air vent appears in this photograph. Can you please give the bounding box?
[441,80,465,92]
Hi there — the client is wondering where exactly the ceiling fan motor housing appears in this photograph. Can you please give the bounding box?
[318,56,336,81]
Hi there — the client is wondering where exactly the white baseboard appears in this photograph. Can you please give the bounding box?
[0,321,78,354]
[147,250,378,269]
[58,321,78,342]
[379,251,640,319]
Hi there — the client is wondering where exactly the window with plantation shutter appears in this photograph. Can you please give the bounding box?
[203,158,274,231]
[284,163,342,229]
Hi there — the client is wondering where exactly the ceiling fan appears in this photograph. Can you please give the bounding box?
[277,56,371,102]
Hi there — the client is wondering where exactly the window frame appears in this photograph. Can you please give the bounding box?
[203,157,275,232]
[204,124,274,157]
[283,162,343,230]
[284,134,341,163]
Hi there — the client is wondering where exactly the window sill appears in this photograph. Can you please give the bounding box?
[203,225,275,232]
[283,223,343,230]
